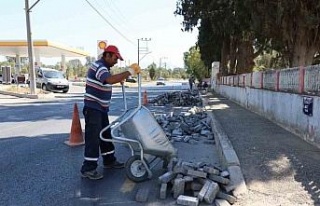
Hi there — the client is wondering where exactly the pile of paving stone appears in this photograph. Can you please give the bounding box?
[135,158,237,205]
[135,91,236,205]
[149,91,202,107]
[157,159,237,206]
[154,107,214,145]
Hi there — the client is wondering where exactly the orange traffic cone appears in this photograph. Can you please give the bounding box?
[143,90,148,105]
[65,103,85,146]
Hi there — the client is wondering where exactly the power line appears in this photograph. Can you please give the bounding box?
[97,0,132,35]
[84,0,135,45]
[106,0,129,26]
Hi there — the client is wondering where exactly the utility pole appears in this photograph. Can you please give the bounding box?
[159,57,167,78]
[137,39,140,66]
[159,56,167,68]
[137,38,151,66]
[25,0,40,94]
[137,38,151,107]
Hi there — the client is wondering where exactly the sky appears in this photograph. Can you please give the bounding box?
[0,0,199,69]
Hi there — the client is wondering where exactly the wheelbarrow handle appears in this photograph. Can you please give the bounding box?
[138,73,142,108]
[121,82,127,111]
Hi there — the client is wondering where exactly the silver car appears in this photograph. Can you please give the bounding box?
[36,68,69,93]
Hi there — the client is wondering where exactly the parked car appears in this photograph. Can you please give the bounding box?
[156,77,166,86]
[0,74,2,83]
[36,67,69,93]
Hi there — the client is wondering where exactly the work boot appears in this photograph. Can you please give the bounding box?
[81,170,103,180]
[104,160,125,169]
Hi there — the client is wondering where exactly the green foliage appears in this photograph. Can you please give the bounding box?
[85,56,96,67]
[184,46,208,81]
[156,68,170,79]
[171,67,187,79]
[198,18,221,67]
[109,66,126,75]
[0,61,14,68]
[254,50,289,71]
[176,0,258,74]
[147,63,156,80]
[0,56,97,78]
[144,63,188,80]
[0,59,18,75]
[176,0,320,72]
[19,67,29,74]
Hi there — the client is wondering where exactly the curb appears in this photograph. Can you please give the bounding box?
[0,90,55,99]
[201,92,248,198]
[208,112,240,167]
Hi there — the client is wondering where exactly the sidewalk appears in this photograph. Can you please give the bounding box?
[204,92,320,206]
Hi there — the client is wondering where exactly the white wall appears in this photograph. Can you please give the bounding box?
[215,85,320,149]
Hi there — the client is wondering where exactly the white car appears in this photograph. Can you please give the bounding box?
[156,77,166,86]
[36,68,69,93]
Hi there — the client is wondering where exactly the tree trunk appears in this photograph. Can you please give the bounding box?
[220,38,229,75]
[291,26,318,67]
[236,40,255,74]
[306,47,317,65]
[229,36,237,74]
[291,27,307,67]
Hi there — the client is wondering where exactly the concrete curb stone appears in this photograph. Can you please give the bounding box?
[201,92,248,198]
[0,90,55,99]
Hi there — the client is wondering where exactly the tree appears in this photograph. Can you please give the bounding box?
[172,67,187,79]
[176,0,320,73]
[175,0,258,74]
[85,56,96,67]
[184,46,208,81]
[197,18,222,72]
[147,63,156,80]
[252,0,320,67]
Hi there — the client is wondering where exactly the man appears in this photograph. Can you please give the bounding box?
[81,45,141,180]
[189,76,195,91]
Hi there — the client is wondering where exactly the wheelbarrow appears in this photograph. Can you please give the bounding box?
[99,73,176,182]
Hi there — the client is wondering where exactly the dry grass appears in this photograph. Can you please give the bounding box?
[0,85,45,94]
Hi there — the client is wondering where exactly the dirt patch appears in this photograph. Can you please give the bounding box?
[0,85,48,94]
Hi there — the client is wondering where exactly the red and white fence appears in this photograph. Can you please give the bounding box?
[219,65,320,96]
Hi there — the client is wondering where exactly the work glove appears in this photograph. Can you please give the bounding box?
[128,63,141,75]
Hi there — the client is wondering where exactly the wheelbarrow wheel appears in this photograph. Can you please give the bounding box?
[125,155,149,182]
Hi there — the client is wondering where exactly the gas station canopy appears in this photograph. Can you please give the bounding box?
[0,40,90,58]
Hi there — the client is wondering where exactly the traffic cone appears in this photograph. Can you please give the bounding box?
[65,103,85,146]
[143,90,148,105]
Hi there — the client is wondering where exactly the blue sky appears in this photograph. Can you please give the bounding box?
[0,0,198,69]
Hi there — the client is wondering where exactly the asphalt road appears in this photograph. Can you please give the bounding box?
[0,84,219,206]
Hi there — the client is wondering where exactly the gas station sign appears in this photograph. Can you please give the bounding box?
[97,40,107,59]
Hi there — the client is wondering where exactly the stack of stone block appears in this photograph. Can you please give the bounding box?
[154,107,215,145]
[149,91,202,107]
[158,158,237,206]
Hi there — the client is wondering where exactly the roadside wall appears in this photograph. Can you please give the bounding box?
[214,85,320,149]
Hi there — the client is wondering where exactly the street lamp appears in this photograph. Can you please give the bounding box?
[137,38,151,66]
